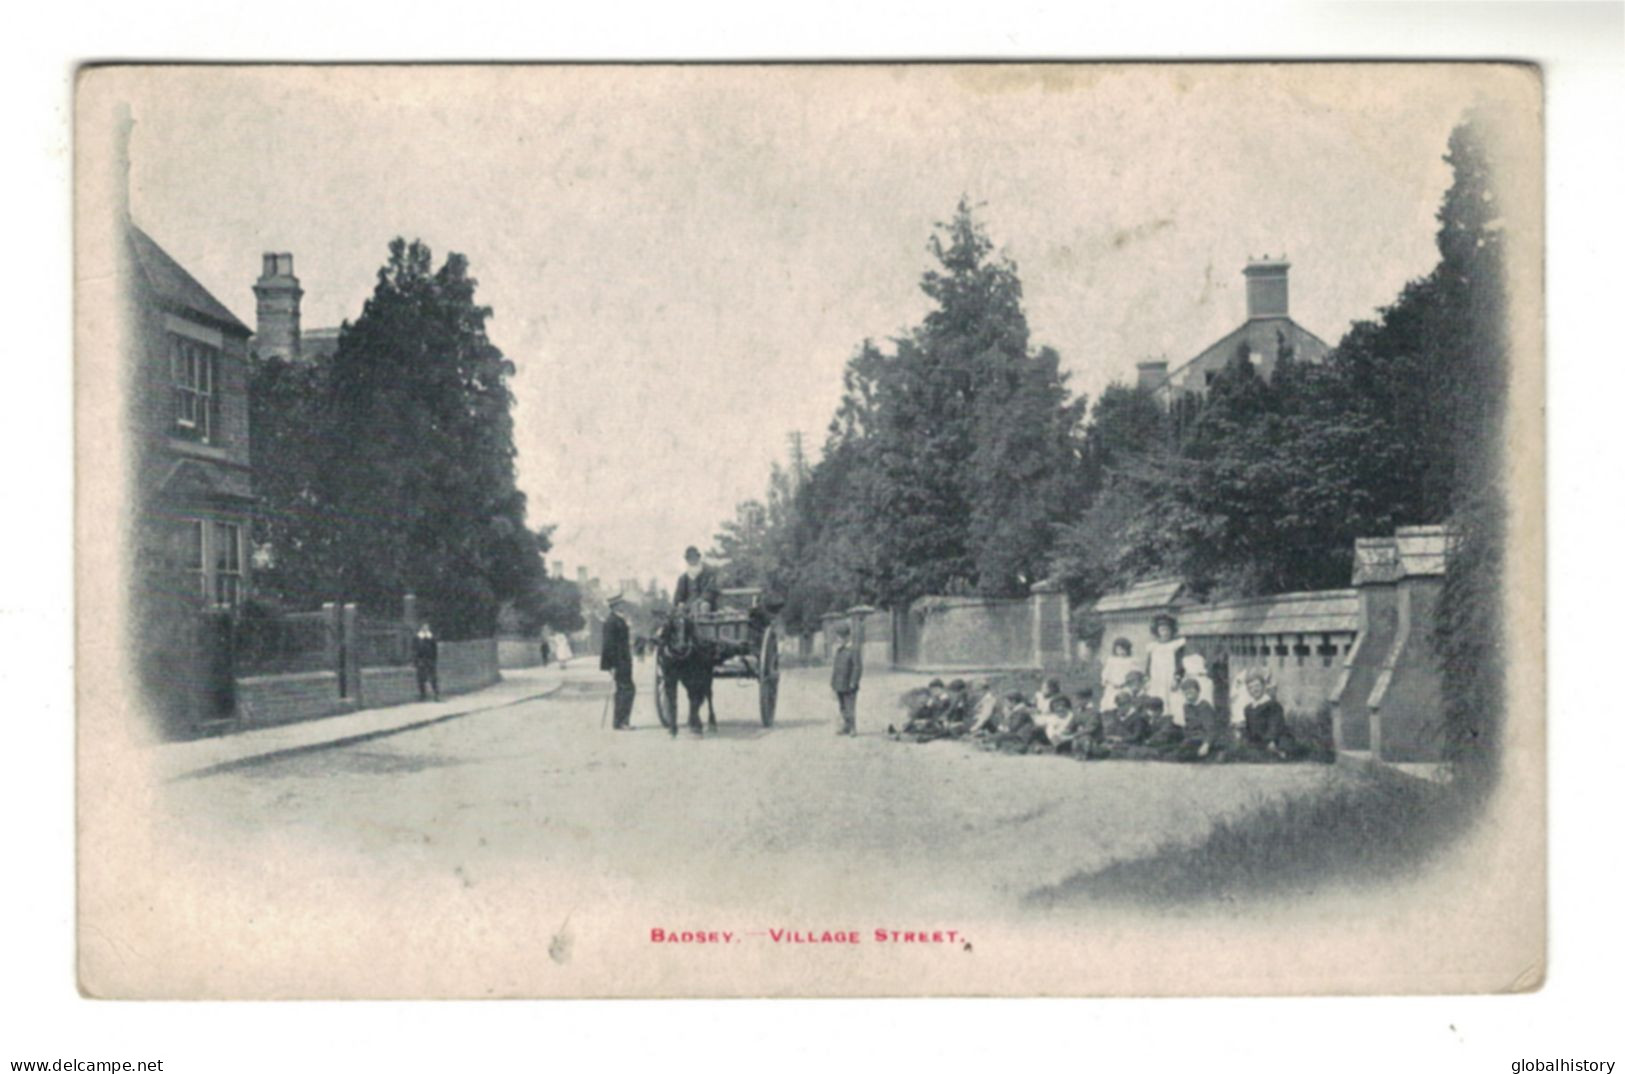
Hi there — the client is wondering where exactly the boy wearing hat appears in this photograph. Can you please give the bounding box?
[600,591,635,729]
[829,621,862,736]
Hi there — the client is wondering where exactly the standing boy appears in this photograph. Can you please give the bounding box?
[830,621,862,736]
[413,622,441,702]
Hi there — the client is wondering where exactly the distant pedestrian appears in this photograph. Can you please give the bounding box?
[601,591,636,730]
[540,637,551,666]
[830,621,862,736]
[413,622,441,702]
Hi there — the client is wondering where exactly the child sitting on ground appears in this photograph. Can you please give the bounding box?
[980,692,1035,750]
[1034,677,1065,715]
[1030,692,1078,753]
[1237,667,1300,760]
[966,680,1001,735]
[1062,687,1106,758]
[1174,676,1229,761]
[892,679,949,738]
[1180,652,1215,708]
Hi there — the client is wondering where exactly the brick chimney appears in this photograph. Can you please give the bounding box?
[253,252,303,360]
[551,560,564,579]
[1136,359,1168,391]
[1243,257,1290,320]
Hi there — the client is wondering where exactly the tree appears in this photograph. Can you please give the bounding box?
[862,199,1086,603]
[247,351,340,609]
[508,574,586,637]
[252,238,546,639]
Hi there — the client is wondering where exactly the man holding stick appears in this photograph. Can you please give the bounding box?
[601,591,635,730]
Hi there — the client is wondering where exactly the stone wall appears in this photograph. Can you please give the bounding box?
[896,597,1036,670]
[1333,526,1452,763]
[1179,590,1359,720]
[360,666,419,708]
[440,638,501,695]
[498,637,545,669]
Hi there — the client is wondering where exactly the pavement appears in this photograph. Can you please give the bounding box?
[153,661,586,782]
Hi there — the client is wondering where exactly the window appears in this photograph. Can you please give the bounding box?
[171,336,220,442]
[169,517,206,599]
[214,522,243,607]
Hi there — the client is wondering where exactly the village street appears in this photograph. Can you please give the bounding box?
[160,662,1355,932]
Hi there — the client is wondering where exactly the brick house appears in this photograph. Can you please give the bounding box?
[1135,258,1332,401]
[128,223,256,610]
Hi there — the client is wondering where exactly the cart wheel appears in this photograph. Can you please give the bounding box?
[654,664,676,736]
[758,628,780,727]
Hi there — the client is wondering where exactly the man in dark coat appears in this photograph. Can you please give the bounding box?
[413,622,440,702]
[829,621,862,736]
[600,592,635,730]
[673,546,720,613]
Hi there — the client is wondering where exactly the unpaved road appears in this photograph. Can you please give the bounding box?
[164,662,1354,920]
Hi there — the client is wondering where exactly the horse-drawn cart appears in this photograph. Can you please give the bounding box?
[652,587,781,735]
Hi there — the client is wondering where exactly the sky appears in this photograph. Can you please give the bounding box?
[121,64,1518,588]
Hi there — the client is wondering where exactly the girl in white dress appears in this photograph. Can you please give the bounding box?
[1100,637,1144,706]
[1181,651,1215,708]
[1145,614,1187,724]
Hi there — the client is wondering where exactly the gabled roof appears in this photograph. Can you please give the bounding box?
[1092,578,1187,615]
[128,224,251,338]
[1156,316,1331,393]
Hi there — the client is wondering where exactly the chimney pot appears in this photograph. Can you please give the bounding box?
[1136,360,1169,391]
[253,251,303,360]
[1243,259,1291,319]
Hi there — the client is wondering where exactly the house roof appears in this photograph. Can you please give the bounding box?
[1155,316,1331,394]
[128,224,251,337]
[301,326,342,360]
[1178,589,1359,637]
[1092,578,1187,615]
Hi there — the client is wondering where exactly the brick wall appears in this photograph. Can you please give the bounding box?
[236,671,353,728]
[232,638,499,731]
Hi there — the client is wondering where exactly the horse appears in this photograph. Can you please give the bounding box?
[651,609,751,736]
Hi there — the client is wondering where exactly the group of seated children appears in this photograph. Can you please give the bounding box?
[888,643,1303,763]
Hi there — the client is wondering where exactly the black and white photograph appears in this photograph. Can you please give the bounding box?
[73,61,1545,1000]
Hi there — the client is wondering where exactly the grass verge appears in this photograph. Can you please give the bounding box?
[1025,764,1477,908]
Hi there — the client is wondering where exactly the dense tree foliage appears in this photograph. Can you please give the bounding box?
[1049,115,1509,617]
[708,202,1088,626]
[249,238,554,639]
[710,119,1509,777]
